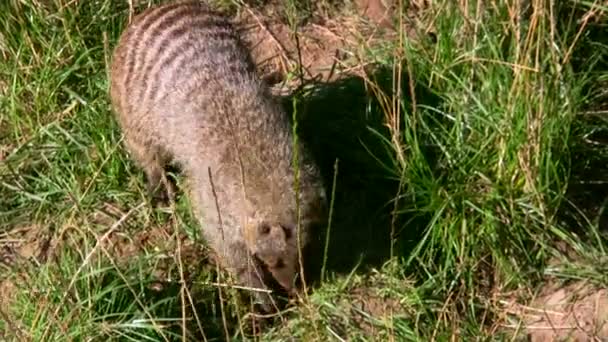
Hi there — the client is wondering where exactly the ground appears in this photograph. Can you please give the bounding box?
[1,0,607,341]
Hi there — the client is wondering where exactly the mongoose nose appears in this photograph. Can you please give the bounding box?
[258,223,271,235]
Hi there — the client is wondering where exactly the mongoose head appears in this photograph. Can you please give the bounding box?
[244,184,327,293]
[246,221,300,292]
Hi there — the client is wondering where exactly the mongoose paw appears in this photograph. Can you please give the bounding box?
[147,177,176,208]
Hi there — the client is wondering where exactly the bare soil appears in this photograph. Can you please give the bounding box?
[235,0,425,89]
[344,283,410,335]
[0,223,54,320]
[502,282,608,341]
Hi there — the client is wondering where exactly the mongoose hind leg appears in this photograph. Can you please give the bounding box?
[123,135,176,206]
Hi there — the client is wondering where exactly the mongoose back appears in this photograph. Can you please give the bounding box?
[109,1,326,312]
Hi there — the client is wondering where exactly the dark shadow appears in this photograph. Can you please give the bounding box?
[556,3,608,239]
[280,68,442,285]
[563,115,608,237]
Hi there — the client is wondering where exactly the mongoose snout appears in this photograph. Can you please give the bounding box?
[109,0,326,313]
[247,221,300,291]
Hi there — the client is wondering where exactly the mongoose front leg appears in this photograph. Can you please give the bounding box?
[123,135,175,206]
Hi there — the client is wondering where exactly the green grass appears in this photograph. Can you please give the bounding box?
[1,0,607,341]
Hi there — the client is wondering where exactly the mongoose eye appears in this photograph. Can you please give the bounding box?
[280,224,293,239]
[259,223,271,235]
[274,258,285,268]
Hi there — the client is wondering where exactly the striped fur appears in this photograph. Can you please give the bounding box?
[109,1,326,313]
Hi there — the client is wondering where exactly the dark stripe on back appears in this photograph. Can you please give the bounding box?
[125,3,200,95]
[149,43,254,103]
[137,17,239,105]
[117,2,261,114]
[138,14,233,80]
[150,53,253,104]
[123,2,185,94]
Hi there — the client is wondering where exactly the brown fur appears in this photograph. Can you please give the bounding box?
[109,1,326,312]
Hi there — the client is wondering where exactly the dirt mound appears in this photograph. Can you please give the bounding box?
[0,223,55,327]
[343,284,408,335]
[504,282,608,341]
[238,11,349,85]
[0,223,55,267]
[235,1,431,90]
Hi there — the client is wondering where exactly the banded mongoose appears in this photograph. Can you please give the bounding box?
[109,1,327,311]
